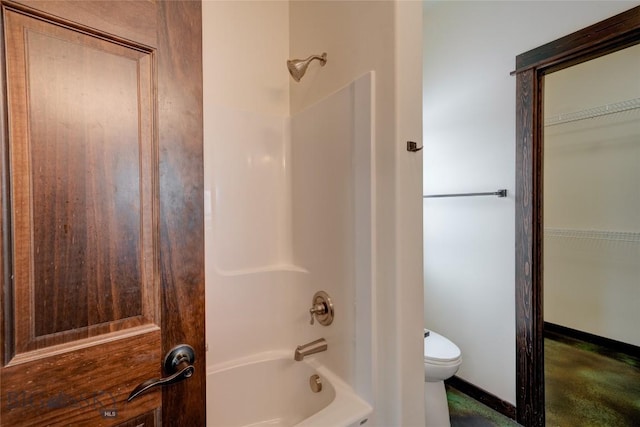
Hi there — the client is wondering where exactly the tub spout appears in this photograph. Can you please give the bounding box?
[294,338,327,361]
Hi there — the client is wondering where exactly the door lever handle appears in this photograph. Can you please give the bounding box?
[127,344,196,402]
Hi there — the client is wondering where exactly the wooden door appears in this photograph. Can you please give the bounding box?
[0,1,205,425]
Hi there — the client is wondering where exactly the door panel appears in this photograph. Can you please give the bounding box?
[2,334,161,425]
[0,1,204,426]
[6,7,157,353]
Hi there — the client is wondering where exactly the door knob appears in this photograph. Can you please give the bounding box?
[127,344,195,402]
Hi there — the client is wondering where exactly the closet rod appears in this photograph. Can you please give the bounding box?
[423,189,507,199]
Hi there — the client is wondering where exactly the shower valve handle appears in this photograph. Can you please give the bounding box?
[127,344,196,402]
[308,291,334,326]
[309,303,327,325]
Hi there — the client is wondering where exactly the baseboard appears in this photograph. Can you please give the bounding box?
[544,322,640,359]
[444,376,516,420]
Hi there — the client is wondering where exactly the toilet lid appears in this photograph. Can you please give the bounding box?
[424,329,461,362]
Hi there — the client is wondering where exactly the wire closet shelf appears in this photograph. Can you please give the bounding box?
[544,97,640,127]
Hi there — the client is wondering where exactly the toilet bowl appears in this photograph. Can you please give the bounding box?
[424,329,462,427]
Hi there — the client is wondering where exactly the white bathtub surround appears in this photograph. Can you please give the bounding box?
[205,104,307,364]
[291,73,375,391]
[206,70,375,425]
[207,351,372,427]
[208,106,296,274]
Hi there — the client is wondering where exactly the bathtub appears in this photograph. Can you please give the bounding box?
[207,350,372,427]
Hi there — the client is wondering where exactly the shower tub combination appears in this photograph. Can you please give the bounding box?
[206,66,375,427]
[207,351,372,427]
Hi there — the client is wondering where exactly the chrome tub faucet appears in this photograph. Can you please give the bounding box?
[294,338,327,361]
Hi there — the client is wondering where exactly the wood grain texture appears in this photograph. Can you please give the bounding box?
[514,5,640,427]
[8,0,158,48]
[1,330,161,426]
[0,1,199,425]
[0,1,204,424]
[0,3,164,423]
[0,1,11,367]
[514,69,545,427]
[156,1,205,425]
[4,7,157,353]
[515,6,640,73]
[114,409,159,427]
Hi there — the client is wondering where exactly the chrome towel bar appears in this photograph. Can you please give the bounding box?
[423,189,507,199]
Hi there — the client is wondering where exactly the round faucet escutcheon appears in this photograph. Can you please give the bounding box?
[309,291,334,326]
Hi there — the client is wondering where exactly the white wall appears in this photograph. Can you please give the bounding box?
[544,44,640,347]
[290,2,424,425]
[423,0,640,405]
[203,1,289,117]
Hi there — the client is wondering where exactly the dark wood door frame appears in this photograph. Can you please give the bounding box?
[514,6,640,427]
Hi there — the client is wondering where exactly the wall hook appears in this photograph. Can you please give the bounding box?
[407,141,423,152]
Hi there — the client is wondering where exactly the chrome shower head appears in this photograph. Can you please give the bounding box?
[287,53,327,82]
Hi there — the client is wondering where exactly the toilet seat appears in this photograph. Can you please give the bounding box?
[424,329,461,364]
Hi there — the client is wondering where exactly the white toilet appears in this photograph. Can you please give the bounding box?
[424,329,462,427]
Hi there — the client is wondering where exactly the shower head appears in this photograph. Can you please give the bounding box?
[287,53,327,82]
